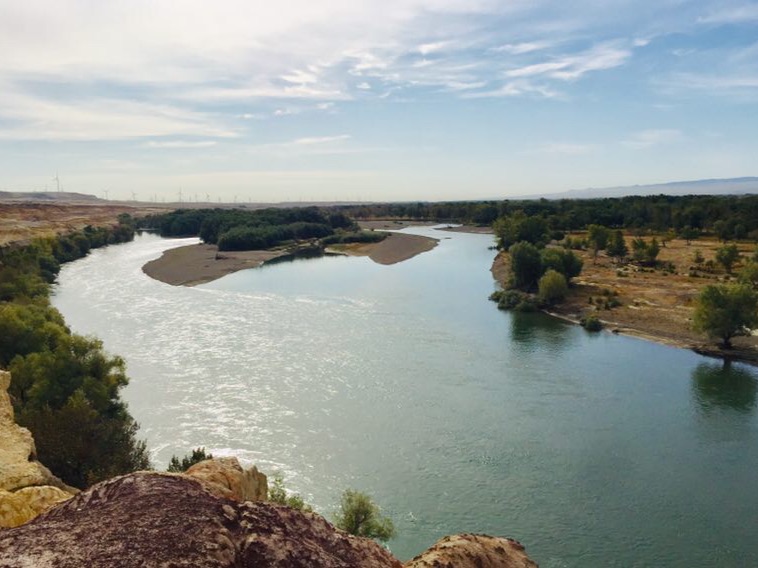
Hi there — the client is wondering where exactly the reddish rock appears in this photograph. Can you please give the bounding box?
[0,471,402,568]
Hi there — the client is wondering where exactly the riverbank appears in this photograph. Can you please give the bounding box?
[143,232,439,286]
[491,236,758,365]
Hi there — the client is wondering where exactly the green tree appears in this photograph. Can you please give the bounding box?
[540,248,583,282]
[494,213,548,249]
[606,230,628,263]
[587,224,609,262]
[693,284,758,348]
[679,226,698,245]
[167,447,214,472]
[738,261,758,289]
[646,237,661,264]
[334,489,395,542]
[538,270,568,305]
[715,244,740,274]
[509,241,543,291]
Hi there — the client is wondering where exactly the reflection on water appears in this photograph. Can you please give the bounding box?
[51,230,758,567]
[509,311,572,353]
[692,361,757,413]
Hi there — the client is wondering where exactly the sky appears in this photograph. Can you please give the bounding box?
[1,1,757,203]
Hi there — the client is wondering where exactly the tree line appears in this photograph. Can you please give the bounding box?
[138,207,362,251]
[0,218,150,488]
[339,194,758,240]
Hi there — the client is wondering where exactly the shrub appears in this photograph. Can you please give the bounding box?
[580,315,603,332]
[268,475,312,512]
[538,269,568,305]
[334,489,395,542]
[167,447,213,472]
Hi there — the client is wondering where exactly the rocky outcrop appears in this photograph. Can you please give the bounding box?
[0,370,76,528]
[0,471,538,567]
[405,534,539,568]
[0,471,403,567]
[185,456,267,502]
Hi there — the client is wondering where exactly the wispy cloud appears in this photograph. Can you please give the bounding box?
[144,140,219,149]
[698,4,758,24]
[505,43,631,81]
[621,129,682,149]
[294,135,351,145]
[529,143,597,155]
[463,80,561,99]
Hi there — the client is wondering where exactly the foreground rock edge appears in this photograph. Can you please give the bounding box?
[0,370,77,528]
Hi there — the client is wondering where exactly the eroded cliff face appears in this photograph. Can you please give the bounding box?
[0,370,76,528]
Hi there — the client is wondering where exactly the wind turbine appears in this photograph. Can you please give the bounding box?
[102,189,109,201]
[205,193,210,202]
[52,172,61,192]
[131,191,137,202]
[178,188,183,203]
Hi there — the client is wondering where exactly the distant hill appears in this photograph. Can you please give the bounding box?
[519,177,758,200]
[0,191,102,203]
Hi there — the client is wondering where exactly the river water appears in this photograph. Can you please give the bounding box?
[52,228,758,566]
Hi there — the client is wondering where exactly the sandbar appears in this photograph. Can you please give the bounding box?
[143,232,439,286]
[142,244,285,286]
[330,232,438,265]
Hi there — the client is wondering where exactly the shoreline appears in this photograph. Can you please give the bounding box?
[490,251,758,367]
[143,232,439,286]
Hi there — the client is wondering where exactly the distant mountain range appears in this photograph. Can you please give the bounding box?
[516,177,758,200]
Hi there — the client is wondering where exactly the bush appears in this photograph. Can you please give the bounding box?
[538,269,568,306]
[580,315,603,332]
[334,489,395,542]
[491,289,531,311]
[268,475,312,512]
[167,447,213,472]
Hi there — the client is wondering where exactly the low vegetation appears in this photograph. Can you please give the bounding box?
[167,447,214,472]
[333,489,395,542]
[0,219,150,488]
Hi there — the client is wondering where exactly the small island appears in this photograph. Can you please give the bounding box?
[139,208,439,286]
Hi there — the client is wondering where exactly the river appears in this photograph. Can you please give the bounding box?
[52,228,758,566]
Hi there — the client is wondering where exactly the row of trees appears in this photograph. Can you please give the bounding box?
[0,220,151,488]
[341,194,758,238]
[139,207,357,251]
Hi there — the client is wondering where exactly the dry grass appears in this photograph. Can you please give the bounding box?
[494,233,758,352]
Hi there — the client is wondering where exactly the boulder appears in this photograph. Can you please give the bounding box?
[0,471,403,568]
[0,370,75,528]
[185,456,267,502]
[0,486,72,528]
[405,534,539,568]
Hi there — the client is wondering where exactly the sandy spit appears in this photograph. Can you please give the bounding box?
[144,232,439,287]
[142,244,285,286]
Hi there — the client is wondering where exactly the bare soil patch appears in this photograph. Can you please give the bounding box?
[0,202,169,247]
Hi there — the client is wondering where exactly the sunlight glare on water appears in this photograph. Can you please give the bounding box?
[53,228,758,566]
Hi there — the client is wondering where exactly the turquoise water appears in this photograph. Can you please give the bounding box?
[52,229,758,566]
